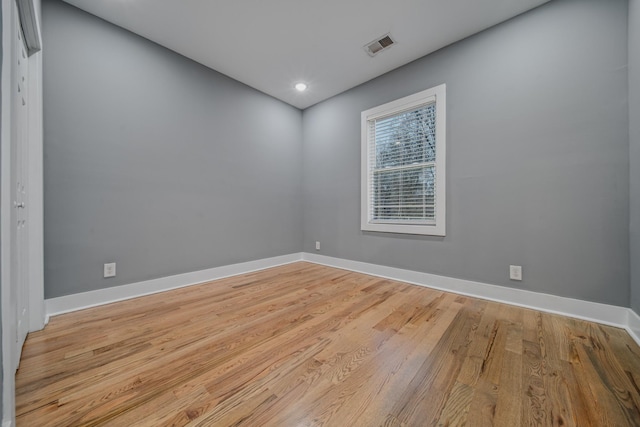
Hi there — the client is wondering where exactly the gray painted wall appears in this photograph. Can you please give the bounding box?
[302,0,630,306]
[42,0,303,298]
[631,0,640,313]
[43,0,632,308]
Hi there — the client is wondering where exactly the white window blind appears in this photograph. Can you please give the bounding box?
[361,84,446,236]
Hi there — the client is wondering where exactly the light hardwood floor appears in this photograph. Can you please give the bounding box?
[15,262,640,426]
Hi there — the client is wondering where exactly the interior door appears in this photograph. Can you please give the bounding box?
[11,5,30,368]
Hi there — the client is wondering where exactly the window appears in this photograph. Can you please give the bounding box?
[361,84,446,236]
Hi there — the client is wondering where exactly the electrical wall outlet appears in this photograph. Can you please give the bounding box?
[315,241,320,251]
[104,262,116,278]
[509,265,522,281]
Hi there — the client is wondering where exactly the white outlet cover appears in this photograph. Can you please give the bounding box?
[509,265,522,281]
[315,241,320,250]
[104,262,116,278]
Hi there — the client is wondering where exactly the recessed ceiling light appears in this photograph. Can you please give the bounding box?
[295,82,308,92]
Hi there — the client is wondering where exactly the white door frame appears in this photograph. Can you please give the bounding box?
[25,0,43,334]
[1,0,44,425]
[1,3,18,423]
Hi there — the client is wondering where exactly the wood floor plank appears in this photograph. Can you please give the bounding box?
[192,284,445,426]
[15,262,640,426]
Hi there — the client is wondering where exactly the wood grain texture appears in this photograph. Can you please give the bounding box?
[15,262,640,426]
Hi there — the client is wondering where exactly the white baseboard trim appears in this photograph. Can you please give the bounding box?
[43,251,640,347]
[627,309,640,347]
[301,253,640,346]
[45,253,303,317]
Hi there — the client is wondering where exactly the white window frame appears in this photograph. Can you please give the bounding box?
[361,84,446,236]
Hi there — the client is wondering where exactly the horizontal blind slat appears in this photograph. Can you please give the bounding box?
[369,101,437,222]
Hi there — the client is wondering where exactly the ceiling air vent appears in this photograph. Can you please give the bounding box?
[364,33,395,57]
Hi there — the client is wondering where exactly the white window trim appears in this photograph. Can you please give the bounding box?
[361,84,446,236]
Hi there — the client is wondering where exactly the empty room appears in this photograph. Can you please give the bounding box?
[1,0,640,425]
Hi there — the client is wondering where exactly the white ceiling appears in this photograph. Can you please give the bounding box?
[60,0,550,109]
